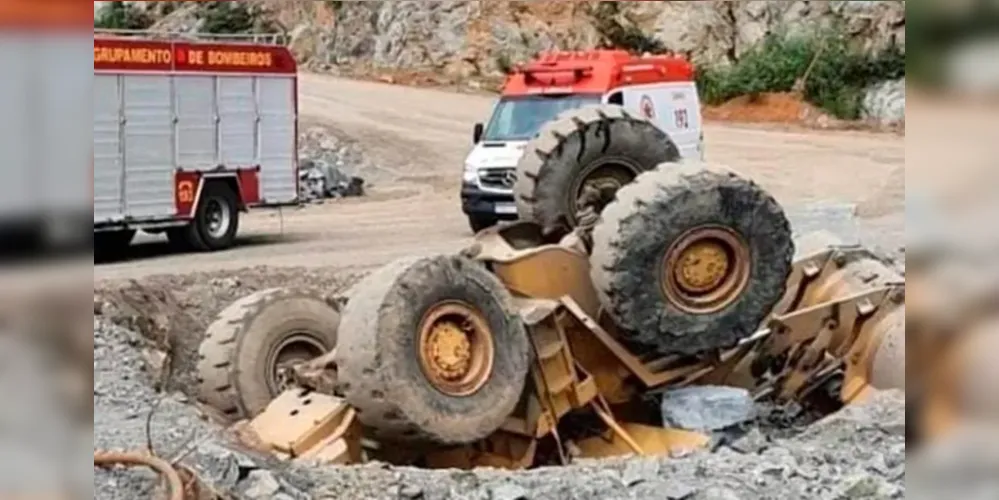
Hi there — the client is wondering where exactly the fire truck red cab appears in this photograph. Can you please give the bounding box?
[93,32,299,253]
[460,49,704,232]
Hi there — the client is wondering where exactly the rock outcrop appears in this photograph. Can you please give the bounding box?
[115,1,903,86]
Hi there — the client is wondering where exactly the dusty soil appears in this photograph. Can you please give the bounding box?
[93,74,905,283]
[703,92,838,127]
[702,91,906,135]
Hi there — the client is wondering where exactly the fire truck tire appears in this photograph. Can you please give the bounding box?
[188,183,240,252]
[195,288,340,420]
[165,228,193,251]
[590,162,794,356]
[334,254,530,445]
[514,104,680,237]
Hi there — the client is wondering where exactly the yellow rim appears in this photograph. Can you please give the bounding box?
[417,301,495,397]
[661,226,751,314]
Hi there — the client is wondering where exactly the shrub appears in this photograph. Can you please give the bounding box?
[495,53,514,75]
[697,29,905,120]
[198,2,259,34]
[94,1,154,30]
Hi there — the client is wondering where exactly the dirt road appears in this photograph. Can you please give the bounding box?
[94,74,905,282]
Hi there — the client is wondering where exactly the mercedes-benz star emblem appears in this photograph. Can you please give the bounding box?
[502,170,518,188]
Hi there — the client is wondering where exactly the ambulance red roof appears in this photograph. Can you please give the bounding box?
[502,50,695,97]
[94,37,297,75]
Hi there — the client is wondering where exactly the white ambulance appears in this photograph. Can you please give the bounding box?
[461,50,704,232]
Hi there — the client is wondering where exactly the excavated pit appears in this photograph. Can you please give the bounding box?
[94,265,906,499]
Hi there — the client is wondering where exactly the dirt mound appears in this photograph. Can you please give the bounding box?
[95,266,362,397]
[703,92,842,128]
[855,166,905,219]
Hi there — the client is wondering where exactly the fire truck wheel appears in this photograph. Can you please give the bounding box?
[590,162,794,356]
[334,254,530,445]
[189,183,240,252]
[514,104,680,237]
[195,288,340,420]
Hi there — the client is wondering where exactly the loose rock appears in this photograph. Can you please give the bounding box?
[242,470,281,498]
[862,79,905,126]
[490,482,529,500]
[692,487,743,500]
[661,386,757,432]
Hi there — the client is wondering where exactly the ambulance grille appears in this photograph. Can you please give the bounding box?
[479,168,517,190]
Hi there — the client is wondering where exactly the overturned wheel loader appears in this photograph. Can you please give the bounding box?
[196,106,906,469]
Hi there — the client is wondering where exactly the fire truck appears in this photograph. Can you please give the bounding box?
[93,31,299,253]
[461,50,705,233]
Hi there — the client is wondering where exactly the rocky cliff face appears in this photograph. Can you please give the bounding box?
[285,1,903,80]
[135,1,904,85]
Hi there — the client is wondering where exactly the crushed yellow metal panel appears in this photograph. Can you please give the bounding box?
[472,227,602,319]
[525,309,596,426]
[249,389,356,458]
[424,432,538,470]
[559,298,714,390]
[294,407,362,465]
[575,423,710,459]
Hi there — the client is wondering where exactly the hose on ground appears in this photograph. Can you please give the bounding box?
[94,450,185,500]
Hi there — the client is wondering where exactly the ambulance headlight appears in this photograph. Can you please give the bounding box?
[463,164,479,184]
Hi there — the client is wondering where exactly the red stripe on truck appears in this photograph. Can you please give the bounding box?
[237,169,261,206]
[174,168,262,217]
[94,38,298,75]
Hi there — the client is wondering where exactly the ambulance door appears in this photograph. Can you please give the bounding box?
[619,83,703,161]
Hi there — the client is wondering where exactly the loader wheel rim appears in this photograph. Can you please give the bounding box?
[568,161,636,223]
[267,334,327,393]
[205,199,232,239]
[418,302,495,397]
[661,226,751,314]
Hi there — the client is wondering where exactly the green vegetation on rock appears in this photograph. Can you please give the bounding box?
[198,1,265,35]
[94,1,154,30]
[696,30,905,120]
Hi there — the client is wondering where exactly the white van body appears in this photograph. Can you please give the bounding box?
[460,81,704,227]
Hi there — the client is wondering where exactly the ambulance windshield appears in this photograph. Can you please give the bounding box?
[482,94,602,142]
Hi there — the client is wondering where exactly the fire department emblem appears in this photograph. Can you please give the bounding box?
[177,180,195,204]
[639,95,656,120]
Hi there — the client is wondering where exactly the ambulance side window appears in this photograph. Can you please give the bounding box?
[607,91,623,105]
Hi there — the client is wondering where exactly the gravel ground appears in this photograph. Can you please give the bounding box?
[786,203,906,269]
[93,311,906,500]
[299,391,904,500]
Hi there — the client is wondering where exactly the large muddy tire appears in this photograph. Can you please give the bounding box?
[196,288,340,420]
[514,105,680,237]
[334,254,530,445]
[591,162,794,356]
